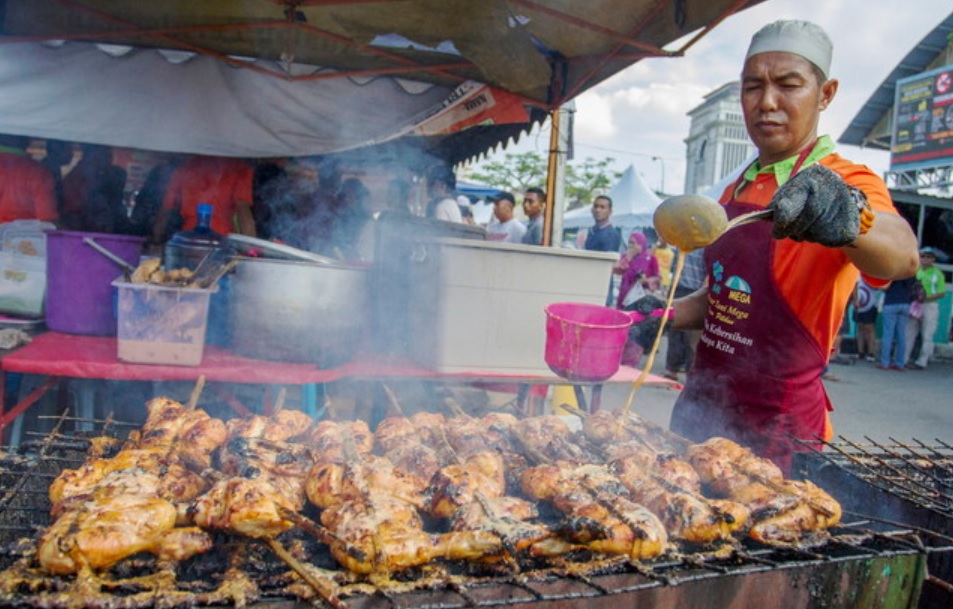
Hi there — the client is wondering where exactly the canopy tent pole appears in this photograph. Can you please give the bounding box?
[542,102,573,247]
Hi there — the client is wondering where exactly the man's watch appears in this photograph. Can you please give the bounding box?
[850,187,875,237]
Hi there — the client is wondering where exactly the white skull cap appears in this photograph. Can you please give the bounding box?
[745,19,833,79]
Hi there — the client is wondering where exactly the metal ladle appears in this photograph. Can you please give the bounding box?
[653,194,773,252]
[83,237,137,281]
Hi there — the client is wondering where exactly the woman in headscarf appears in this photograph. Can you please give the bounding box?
[615,231,661,309]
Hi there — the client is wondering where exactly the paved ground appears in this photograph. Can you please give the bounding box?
[594,343,953,445]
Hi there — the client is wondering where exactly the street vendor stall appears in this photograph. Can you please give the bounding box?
[11,5,943,609]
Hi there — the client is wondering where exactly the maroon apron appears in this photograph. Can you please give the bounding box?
[670,148,829,473]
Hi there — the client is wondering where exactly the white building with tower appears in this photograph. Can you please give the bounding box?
[683,81,755,195]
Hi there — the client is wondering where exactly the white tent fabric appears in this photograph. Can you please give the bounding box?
[0,41,456,158]
[700,153,757,200]
[562,164,662,230]
[470,200,495,226]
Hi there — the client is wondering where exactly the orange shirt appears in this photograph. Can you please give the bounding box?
[720,153,899,354]
[0,152,59,224]
[161,156,253,235]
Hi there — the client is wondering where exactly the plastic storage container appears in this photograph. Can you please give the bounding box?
[369,212,487,362]
[426,239,618,375]
[46,231,144,334]
[113,279,216,366]
[0,220,56,318]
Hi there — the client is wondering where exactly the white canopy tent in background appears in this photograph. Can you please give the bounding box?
[562,164,662,240]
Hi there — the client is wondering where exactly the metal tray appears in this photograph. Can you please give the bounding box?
[225,234,335,265]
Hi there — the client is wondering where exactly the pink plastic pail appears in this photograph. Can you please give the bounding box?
[45,231,144,335]
[544,302,634,382]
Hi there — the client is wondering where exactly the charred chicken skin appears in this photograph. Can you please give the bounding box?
[429,451,506,519]
[308,420,373,462]
[38,469,213,575]
[49,398,226,507]
[686,437,842,541]
[39,398,224,575]
[306,454,429,511]
[319,495,502,575]
[522,464,668,560]
[610,454,748,543]
[189,477,298,539]
[225,409,313,443]
[449,496,551,553]
[189,410,317,540]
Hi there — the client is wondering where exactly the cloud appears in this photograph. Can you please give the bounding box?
[474,0,952,195]
[574,92,615,139]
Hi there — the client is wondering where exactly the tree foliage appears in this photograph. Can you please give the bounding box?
[565,158,622,208]
[468,152,547,195]
[469,152,622,208]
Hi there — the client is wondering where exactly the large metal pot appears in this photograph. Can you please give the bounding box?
[227,257,368,367]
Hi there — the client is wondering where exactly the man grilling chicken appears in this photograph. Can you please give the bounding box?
[649,20,918,473]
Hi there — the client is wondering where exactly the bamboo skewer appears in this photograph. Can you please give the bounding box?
[264,537,345,609]
[619,254,685,422]
[186,375,206,412]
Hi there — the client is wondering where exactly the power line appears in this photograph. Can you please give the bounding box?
[572,141,682,163]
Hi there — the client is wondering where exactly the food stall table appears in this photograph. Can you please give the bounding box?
[0,332,678,444]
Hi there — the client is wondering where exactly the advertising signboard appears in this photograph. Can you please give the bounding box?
[890,63,953,171]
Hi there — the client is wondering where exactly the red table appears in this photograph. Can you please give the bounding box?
[0,332,678,440]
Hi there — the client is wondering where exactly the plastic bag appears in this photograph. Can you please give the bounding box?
[909,300,923,320]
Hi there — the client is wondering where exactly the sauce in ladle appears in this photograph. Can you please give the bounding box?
[619,195,770,416]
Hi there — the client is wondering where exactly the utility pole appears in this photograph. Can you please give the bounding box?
[652,156,666,195]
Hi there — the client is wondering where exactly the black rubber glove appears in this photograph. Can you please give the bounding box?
[768,164,864,247]
[623,295,666,351]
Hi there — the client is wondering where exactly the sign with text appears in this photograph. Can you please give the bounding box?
[891,63,953,171]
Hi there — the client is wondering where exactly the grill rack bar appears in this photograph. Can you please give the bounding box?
[796,435,953,515]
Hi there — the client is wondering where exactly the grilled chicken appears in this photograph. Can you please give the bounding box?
[611,454,747,543]
[306,454,429,511]
[225,409,313,443]
[582,409,687,455]
[429,451,506,518]
[374,416,419,453]
[217,436,314,510]
[50,399,226,508]
[374,416,445,482]
[746,479,843,543]
[522,464,667,560]
[191,413,318,539]
[686,437,841,542]
[309,420,373,462]
[190,477,298,539]
[449,496,551,552]
[686,437,784,496]
[38,469,213,575]
[515,416,598,464]
[135,397,227,470]
[381,442,442,483]
[320,495,502,574]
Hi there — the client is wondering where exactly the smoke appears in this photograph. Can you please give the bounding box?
[255,142,451,261]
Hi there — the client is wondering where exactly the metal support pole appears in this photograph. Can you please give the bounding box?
[543,102,574,247]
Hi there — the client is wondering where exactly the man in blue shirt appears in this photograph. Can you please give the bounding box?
[583,195,622,252]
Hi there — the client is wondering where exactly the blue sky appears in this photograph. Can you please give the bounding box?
[470,1,952,196]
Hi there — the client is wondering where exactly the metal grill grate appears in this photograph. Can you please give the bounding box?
[0,417,941,609]
[795,437,953,515]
